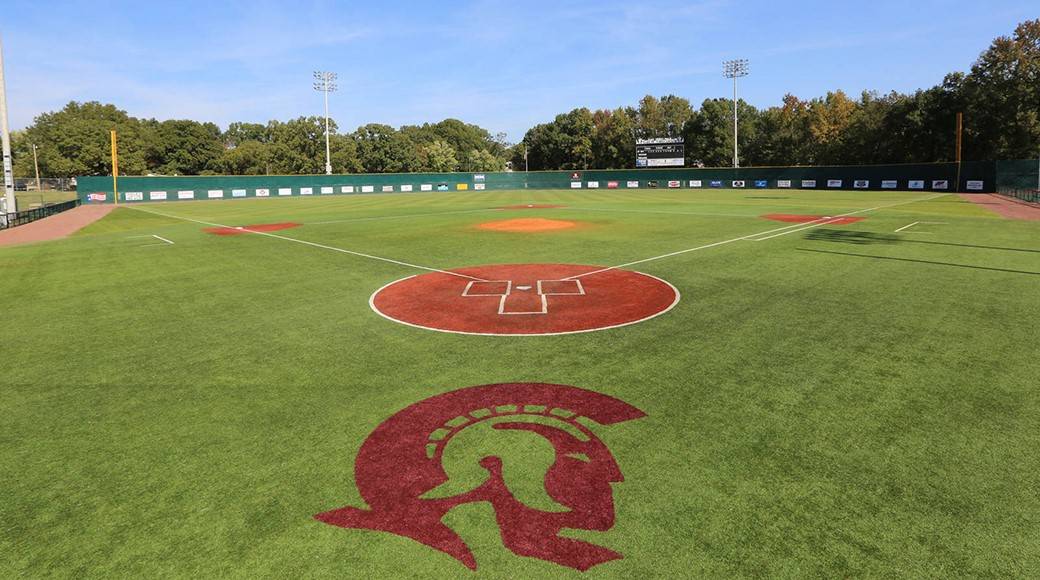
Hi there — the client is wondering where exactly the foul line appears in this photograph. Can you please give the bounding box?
[563,193,947,280]
[127,206,488,282]
[308,207,499,225]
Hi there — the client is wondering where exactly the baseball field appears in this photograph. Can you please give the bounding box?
[2,188,1038,577]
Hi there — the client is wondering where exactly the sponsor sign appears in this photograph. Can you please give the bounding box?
[420,184,433,192]
[881,180,898,189]
[777,180,792,188]
[474,174,485,182]
[647,180,659,188]
[400,184,414,192]
[87,193,107,201]
[177,190,195,200]
[124,191,144,201]
[436,184,448,191]
[382,185,394,192]
[626,180,640,188]
[587,181,600,189]
[149,191,167,200]
[456,184,468,191]
[278,188,292,196]
[732,180,746,188]
[827,179,843,188]
[321,186,334,194]
[301,187,314,195]
[570,181,582,189]
[710,180,723,188]
[667,180,681,188]
[854,180,869,189]
[232,189,247,197]
[207,189,224,198]
[570,172,581,181]
[689,180,702,188]
[908,180,924,189]
[801,180,817,188]
[341,186,355,193]
[754,180,768,188]
[966,180,984,191]
[474,183,486,190]
[607,181,619,189]
[361,185,375,193]
[931,180,949,190]
[256,188,270,197]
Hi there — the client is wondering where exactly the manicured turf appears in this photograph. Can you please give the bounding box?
[2,188,1038,577]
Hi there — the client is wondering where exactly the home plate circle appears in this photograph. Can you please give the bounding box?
[370,264,680,336]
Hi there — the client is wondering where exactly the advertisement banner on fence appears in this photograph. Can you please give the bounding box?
[474,174,485,182]
[420,184,433,192]
[626,180,640,188]
[931,180,949,190]
[125,191,144,201]
[777,180,792,188]
[382,185,394,192]
[755,180,768,188]
[908,180,924,189]
[732,180,746,188]
[648,180,659,188]
[178,190,195,200]
[456,184,468,191]
[587,181,600,188]
[149,191,167,200]
[881,180,898,189]
[690,180,702,188]
[607,181,619,189]
[300,187,313,195]
[341,186,354,193]
[437,184,448,191]
[570,172,581,181]
[474,183,485,190]
[320,187,334,194]
[256,188,270,197]
[801,180,817,188]
[232,189,247,197]
[362,185,375,193]
[87,193,107,201]
[854,180,869,189]
[966,180,984,191]
[278,188,292,196]
[207,190,224,198]
[668,180,681,188]
[400,184,414,192]
[710,180,723,188]
[827,179,843,188]
[570,181,582,188]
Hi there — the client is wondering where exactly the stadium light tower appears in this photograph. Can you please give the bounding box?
[313,71,338,175]
[722,59,750,168]
[0,33,16,218]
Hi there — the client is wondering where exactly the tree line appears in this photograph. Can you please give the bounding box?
[10,19,1038,178]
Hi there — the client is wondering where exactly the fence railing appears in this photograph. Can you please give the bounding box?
[997,188,1040,204]
[0,199,81,230]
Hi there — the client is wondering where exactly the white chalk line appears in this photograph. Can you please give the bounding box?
[563,193,947,280]
[308,207,500,225]
[127,206,488,282]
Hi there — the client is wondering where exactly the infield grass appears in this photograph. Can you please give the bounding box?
[2,188,1038,577]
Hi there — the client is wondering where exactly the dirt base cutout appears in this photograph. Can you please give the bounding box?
[203,222,301,235]
[478,218,578,232]
[497,204,567,210]
[958,194,1040,220]
[371,263,679,335]
[761,213,865,226]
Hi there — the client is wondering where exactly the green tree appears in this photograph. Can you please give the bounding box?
[459,148,503,172]
[353,124,418,173]
[417,140,458,172]
[146,119,225,175]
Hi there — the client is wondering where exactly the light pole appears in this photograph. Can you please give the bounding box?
[722,59,749,168]
[313,71,338,175]
[0,33,16,217]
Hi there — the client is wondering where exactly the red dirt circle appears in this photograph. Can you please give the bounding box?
[370,264,680,336]
[761,213,865,225]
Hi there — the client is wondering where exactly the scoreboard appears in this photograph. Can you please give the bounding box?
[636,137,684,168]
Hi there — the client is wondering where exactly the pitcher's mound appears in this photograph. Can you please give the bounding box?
[478,218,578,232]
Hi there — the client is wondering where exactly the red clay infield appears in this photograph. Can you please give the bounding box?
[761,213,865,225]
[478,218,578,232]
[498,204,567,210]
[370,263,679,335]
[203,222,301,235]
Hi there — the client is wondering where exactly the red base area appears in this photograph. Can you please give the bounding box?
[203,222,301,235]
[498,204,567,210]
[762,213,865,225]
[371,263,679,335]
[958,194,1040,220]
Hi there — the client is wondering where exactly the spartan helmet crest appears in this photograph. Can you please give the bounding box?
[314,383,646,571]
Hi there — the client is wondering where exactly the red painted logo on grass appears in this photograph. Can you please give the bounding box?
[761,213,864,225]
[370,264,679,335]
[203,222,301,235]
[314,383,646,571]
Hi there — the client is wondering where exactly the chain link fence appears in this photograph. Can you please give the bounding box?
[11,177,78,191]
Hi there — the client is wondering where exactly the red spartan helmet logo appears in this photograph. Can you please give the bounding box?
[314,383,646,571]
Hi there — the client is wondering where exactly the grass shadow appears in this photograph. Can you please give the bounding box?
[797,248,1040,276]
[804,229,900,245]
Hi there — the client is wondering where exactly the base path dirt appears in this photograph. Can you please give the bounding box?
[0,204,116,247]
[958,194,1040,220]
[204,222,301,235]
[761,213,865,226]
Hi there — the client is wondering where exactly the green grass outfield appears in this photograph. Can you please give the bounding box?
[2,188,1038,577]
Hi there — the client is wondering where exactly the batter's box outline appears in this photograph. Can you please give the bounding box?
[461,279,587,316]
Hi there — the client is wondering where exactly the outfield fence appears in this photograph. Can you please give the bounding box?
[75,161,1006,204]
[0,199,81,230]
[995,159,1040,205]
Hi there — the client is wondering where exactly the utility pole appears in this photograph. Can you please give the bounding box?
[955,112,963,192]
[524,144,528,172]
[32,143,41,193]
[313,71,338,175]
[0,32,16,218]
[722,59,749,168]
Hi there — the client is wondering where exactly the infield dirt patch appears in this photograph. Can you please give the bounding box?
[958,194,1040,220]
[762,213,865,226]
[0,205,115,247]
[204,222,302,235]
[477,218,579,232]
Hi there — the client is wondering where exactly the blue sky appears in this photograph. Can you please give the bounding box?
[2,0,1034,140]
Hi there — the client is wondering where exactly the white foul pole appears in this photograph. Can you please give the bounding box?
[0,33,16,216]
